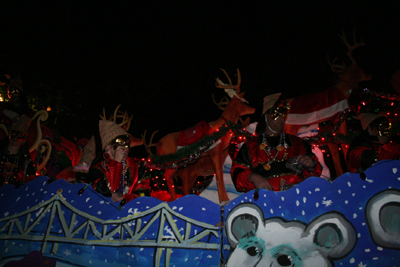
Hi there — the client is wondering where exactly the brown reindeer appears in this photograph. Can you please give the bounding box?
[328,29,372,98]
[155,69,256,203]
[284,29,372,177]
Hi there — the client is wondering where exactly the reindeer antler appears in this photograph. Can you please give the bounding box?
[338,28,365,64]
[112,105,121,122]
[112,110,132,130]
[327,54,347,74]
[215,68,241,95]
[100,105,133,131]
[124,113,133,131]
[100,108,107,120]
[141,129,159,156]
[212,94,229,111]
[215,68,248,103]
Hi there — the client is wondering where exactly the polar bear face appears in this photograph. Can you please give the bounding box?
[225,203,357,267]
[365,189,400,249]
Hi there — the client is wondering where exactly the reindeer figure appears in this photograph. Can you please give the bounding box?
[284,29,372,177]
[156,69,255,203]
[286,29,372,130]
[328,29,372,98]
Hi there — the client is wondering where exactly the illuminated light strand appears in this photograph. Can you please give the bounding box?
[145,121,247,170]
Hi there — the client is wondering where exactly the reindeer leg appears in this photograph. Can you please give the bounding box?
[164,169,177,201]
[209,151,229,203]
[179,166,197,195]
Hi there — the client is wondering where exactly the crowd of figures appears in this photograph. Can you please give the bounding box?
[1,69,400,206]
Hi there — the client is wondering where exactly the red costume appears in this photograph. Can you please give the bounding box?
[347,140,400,173]
[348,113,400,173]
[92,154,147,203]
[231,133,322,192]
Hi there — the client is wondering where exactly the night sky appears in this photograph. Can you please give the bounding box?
[1,2,400,155]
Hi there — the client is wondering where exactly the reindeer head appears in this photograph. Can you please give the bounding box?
[216,68,248,103]
[100,105,144,148]
[328,29,372,93]
[215,68,255,124]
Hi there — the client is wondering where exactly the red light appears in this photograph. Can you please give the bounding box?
[391,102,395,106]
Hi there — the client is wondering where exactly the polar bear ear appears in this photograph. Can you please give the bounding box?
[304,211,357,259]
[225,203,265,247]
[366,189,400,249]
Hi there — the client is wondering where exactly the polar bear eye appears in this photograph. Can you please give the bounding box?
[277,254,293,266]
[246,246,259,256]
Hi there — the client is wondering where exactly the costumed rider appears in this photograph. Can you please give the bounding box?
[231,93,322,192]
[347,113,400,173]
[0,115,36,186]
[90,120,149,204]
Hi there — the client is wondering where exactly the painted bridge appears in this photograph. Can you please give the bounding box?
[0,189,220,266]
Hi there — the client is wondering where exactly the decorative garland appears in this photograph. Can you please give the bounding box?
[232,128,253,140]
[144,121,244,170]
[303,131,361,146]
[302,86,400,146]
[360,88,400,102]
[331,108,351,134]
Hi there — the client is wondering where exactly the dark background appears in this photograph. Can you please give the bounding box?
[1,1,400,156]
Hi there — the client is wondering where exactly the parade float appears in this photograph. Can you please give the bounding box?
[0,158,399,266]
[1,30,400,266]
